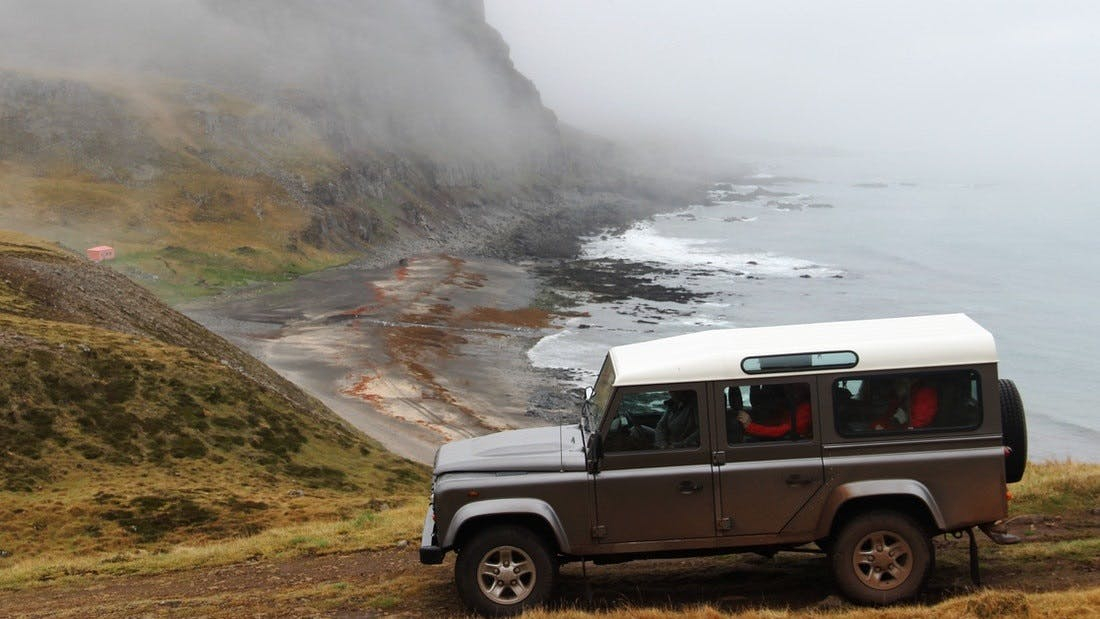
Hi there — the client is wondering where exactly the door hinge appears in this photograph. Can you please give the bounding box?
[712,450,726,466]
[718,517,733,531]
[591,525,607,539]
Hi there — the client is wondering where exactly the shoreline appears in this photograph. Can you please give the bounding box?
[186,254,578,464]
[183,185,706,464]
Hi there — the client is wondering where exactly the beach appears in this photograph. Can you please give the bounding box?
[186,254,574,465]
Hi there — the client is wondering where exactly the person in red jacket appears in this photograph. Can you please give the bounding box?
[736,383,812,439]
[870,378,938,430]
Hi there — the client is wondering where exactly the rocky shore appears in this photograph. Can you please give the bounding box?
[185,180,705,464]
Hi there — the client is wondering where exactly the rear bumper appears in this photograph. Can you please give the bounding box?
[419,503,445,564]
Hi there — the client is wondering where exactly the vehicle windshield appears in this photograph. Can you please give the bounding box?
[587,355,615,432]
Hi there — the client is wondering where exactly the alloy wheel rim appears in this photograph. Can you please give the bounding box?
[477,545,537,605]
[851,530,913,590]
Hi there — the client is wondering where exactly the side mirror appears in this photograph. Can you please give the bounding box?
[586,433,602,474]
[583,386,594,401]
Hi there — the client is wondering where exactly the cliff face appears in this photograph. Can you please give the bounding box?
[0,0,577,297]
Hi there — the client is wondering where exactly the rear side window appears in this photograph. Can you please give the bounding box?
[723,381,813,445]
[833,370,981,436]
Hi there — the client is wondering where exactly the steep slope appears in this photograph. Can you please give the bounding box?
[0,0,596,299]
[0,230,426,560]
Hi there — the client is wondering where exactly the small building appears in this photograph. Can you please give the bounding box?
[86,246,116,262]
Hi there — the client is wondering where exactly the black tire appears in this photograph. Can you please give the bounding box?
[999,378,1028,483]
[454,525,556,617]
[831,511,933,606]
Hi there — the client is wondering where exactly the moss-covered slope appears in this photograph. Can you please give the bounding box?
[0,231,426,560]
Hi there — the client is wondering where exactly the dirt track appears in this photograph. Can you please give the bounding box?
[3,514,1097,618]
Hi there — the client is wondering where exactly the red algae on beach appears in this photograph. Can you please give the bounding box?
[458,306,552,329]
[398,303,455,326]
[332,254,551,446]
[341,303,381,317]
[341,374,383,406]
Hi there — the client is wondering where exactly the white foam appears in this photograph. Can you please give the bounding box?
[527,330,605,373]
[675,316,735,328]
[581,221,842,278]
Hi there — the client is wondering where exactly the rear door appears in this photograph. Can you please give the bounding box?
[712,378,824,537]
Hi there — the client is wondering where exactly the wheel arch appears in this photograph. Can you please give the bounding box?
[816,480,946,540]
[444,499,569,554]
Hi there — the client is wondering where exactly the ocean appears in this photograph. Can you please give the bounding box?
[528,158,1099,462]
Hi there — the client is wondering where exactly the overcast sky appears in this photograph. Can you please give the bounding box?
[485,1,1100,181]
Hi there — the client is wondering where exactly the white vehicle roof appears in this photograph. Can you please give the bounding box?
[607,314,996,387]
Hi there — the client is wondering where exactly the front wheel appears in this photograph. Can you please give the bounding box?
[831,511,933,605]
[455,525,556,616]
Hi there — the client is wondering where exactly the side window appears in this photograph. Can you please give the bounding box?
[833,369,981,436]
[723,381,813,446]
[604,388,700,452]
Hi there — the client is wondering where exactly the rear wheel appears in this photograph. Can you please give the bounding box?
[831,511,933,605]
[455,525,556,616]
[1000,378,1028,483]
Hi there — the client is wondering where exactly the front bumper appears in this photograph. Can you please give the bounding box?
[419,503,445,564]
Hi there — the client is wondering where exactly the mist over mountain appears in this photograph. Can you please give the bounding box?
[1,0,560,170]
[1,1,672,296]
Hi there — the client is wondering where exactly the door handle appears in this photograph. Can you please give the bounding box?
[678,480,703,494]
[785,474,815,487]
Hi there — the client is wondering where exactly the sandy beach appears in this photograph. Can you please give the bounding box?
[186,254,572,465]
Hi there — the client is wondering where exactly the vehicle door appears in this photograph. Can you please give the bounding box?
[711,377,824,537]
[591,382,715,545]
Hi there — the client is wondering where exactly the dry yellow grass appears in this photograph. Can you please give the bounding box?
[522,587,1100,619]
[0,501,424,590]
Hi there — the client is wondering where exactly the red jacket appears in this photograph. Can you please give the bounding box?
[872,384,938,430]
[746,401,812,438]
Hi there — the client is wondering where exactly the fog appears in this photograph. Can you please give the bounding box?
[3,1,1096,183]
[486,0,1100,183]
[0,0,559,168]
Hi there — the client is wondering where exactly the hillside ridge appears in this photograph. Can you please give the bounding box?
[0,230,426,561]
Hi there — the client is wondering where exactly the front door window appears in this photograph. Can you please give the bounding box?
[604,388,700,452]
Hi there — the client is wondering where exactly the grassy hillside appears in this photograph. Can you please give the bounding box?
[0,72,367,301]
[0,230,427,562]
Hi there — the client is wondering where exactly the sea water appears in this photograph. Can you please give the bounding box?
[528,159,1099,462]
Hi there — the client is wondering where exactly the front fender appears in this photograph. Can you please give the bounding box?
[814,479,947,539]
[442,498,572,554]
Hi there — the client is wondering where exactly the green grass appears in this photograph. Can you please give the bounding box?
[0,502,425,590]
[0,231,429,563]
[113,244,354,303]
[1009,460,1100,514]
[995,536,1100,563]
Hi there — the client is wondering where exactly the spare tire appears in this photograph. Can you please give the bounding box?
[999,378,1027,483]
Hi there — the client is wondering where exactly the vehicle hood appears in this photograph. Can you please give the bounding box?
[433,425,586,474]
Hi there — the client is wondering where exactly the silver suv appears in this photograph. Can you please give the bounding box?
[419,314,1028,616]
